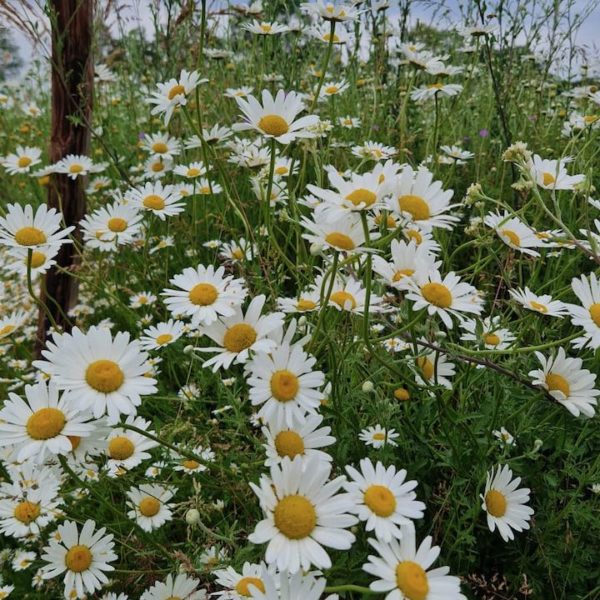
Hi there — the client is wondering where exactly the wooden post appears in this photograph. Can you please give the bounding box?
[36,0,93,352]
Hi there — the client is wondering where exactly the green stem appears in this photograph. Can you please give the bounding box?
[310,20,336,112]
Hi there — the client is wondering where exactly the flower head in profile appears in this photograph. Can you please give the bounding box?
[529,154,585,190]
[233,89,319,144]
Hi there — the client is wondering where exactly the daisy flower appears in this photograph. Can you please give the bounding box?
[224,86,254,99]
[529,348,598,418]
[248,455,357,573]
[213,562,274,600]
[0,309,29,340]
[53,154,100,179]
[129,291,157,309]
[0,471,61,539]
[339,115,360,128]
[144,156,173,179]
[439,145,474,164]
[199,295,284,371]
[318,80,349,99]
[310,24,350,44]
[80,201,143,251]
[0,381,94,464]
[481,465,534,542]
[242,20,289,35]
[483,211,544,256]
[126,484,176,532]
[529,154,585,190]
[509,287,568,317]
[459,316,516,350]
[372,239,439,289]
[262,412,335,466]
[401,270,483,329]
[387,165,459,230]
[301,211,370,254]
[277,288,321,313]
[412,347,455,389]
[0,203,74,250]
[104,415,159,477]
[147,69,207,125]
[125,181,185,220]
[142,132,181,159]
[162,264,247,327]
[246,338,325,425]
[345,458,425,542]
[172,445,214,474]
[12,550,36,571]
[567,273,600,349]
[141,573,205,600]
[248,569,331,600]
[493,427,515,446]
[219,237,257,263]
[1,146,42,174]
[173,161,207,179]
[40,519,117,599]
[321,274,385,314]
[301,1,361,22]
[351,141,397,161]
[33,326,157,422]
[233,89,319,144]
[140,320,185,351]
[410,83,463,102]
[359,425,399,449]
[363,523,466,600]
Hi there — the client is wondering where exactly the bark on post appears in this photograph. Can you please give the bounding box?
[36,0,93,352]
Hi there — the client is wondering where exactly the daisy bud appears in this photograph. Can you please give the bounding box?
[298,316,307,327]
[183,344,195,355]
[533,439,543,452]
[362,380,374,393]
[394,387,410,401]
[185,508,200,525]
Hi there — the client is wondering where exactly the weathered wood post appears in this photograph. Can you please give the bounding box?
[36,0,93,352]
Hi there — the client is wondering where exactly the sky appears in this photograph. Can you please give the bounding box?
[4,0,600,80]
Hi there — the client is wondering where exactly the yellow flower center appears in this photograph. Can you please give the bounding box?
[0,324,15,336]
[152,142,168,153]
[232,248,245,260]
[330,290,357,309]
[143,194,166,210]
[546,372,570,396]
[105,218,128,235]
[542,172,555,186]
[589,303,600,327]
[529,300,548,313]
[65,545,93,573]
[501,229,521,247]
[168,84,186,100]
[275,166,289,175]
[69,164,84,174]
[485,489,507,517]
[373,432,386,440]
[421,282,452,308]
[26,407,66,440]
[325,85,339,94]
[151,162,165,173]
[108,436,135,460]
[345,188,377,207]
[139,496,161,517]
[325,232,355,251]
[584,115,598,125]
[182,459,200,470]
[17,156,32,168]
[260,23,272,33]
[223,323,257,353]
[323,33,341,42]
[270,369,300,402]
[258,114,289,136]
[14,226,47,246]
[236,577,265,596]
[406,229,422,244]
[187,167,201,177]
[395,561,429,600]
[483,333,500,346]
[297,298,317,311]
[393,268,415,282]
[189,283,218,306]
[364,484,396,517]
[428,82,444,89]
[375,213,397,228]
[13,501,41,524]
[156,333,173,345]
[69,435,81,450]
[273,495,317,539]
[417,356,434,381]
[85,359,124,393]
[274,430,305,458]
[394,387,410,401]
[398,194,431,220]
